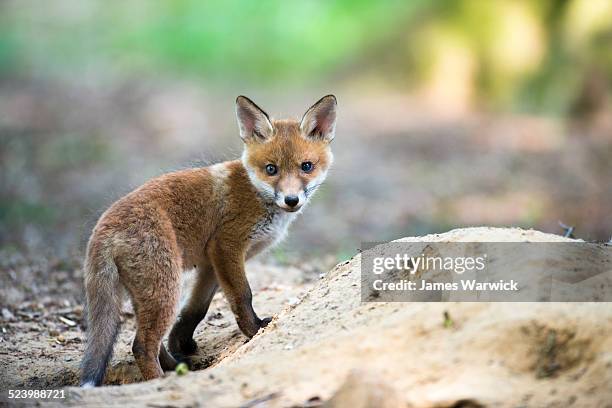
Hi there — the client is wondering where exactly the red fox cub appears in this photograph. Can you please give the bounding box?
[80,95,337,386]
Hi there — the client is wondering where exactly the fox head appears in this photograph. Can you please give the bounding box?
[236,95,336,213]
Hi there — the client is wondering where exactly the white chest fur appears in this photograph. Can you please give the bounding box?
[247,207,297,258]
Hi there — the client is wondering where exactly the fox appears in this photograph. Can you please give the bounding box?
[80,95,337,387]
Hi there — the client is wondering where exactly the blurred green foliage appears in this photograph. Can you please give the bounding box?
[0,0,421,83]
[1,0,611,113]
[0,200,56,228]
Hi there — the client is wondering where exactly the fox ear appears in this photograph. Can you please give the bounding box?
[236,96,274,142]
[300,95,337,142]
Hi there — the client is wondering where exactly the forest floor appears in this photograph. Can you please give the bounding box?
[0,251,333,392]
[1,227,611,407]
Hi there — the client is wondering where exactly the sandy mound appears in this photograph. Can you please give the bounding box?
[29,228,612,406]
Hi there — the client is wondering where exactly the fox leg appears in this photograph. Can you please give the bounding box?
[168,265,218,357]
[126,258,181,381]
[129,296,177,372]
[131,292,180,380]
[208,241,270,338]
[158,343,177,371]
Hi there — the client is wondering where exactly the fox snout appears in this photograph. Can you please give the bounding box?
[275,176,306,212]
[276,191,305,212]
[284,195,299,208]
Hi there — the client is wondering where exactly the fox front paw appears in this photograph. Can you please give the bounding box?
[240,317,272,338]
[259,317,272,328]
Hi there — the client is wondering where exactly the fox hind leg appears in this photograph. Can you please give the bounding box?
[131,293,180,380]
[126,258,181,380]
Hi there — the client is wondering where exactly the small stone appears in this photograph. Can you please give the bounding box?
[1,308,14,320]
[59,316,77,327]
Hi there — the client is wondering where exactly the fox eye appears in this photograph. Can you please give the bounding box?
[265,164,278,176]
[301,161,313,173]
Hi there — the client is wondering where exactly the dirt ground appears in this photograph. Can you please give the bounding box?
[0,254,332,392]
[2,227,611,407]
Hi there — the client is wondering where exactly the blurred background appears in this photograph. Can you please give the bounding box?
[1,0,611,265]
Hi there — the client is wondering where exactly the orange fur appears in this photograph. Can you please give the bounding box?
[80,95,337,386]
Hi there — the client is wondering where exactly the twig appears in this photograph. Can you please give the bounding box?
[240,392,280,408]
[558,221,575,239]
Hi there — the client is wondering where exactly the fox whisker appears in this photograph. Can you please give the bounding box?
[305,182,325,197]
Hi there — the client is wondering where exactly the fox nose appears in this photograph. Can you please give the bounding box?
[284,195,299,208]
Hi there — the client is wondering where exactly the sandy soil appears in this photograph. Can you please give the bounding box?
[2,227,611,407]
